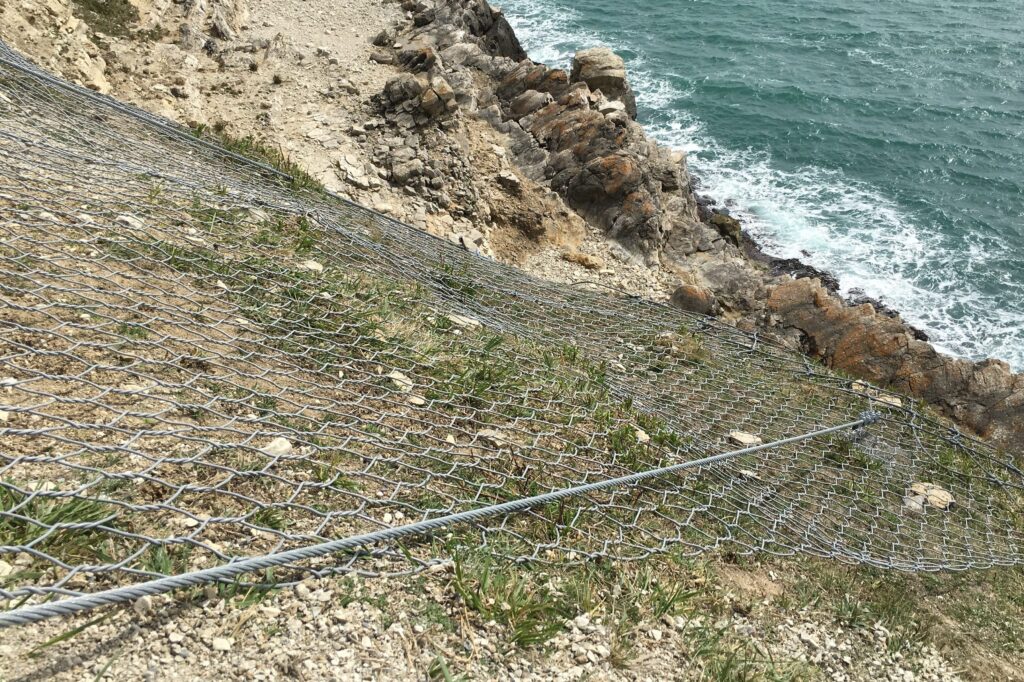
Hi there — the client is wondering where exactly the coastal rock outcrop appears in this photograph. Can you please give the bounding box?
[569,47,637,120]
[768,277,1024,450]
[380,73,458,124]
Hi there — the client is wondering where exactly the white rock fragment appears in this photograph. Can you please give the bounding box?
[903,495,927,514]
[876,394,904,408]
[114,214,144,230]
[0,378,17,389]
[301,259,324,273]
[406,395,426,406]
[0,410,8,423]
[211,637,232,651]
[728,431,763,447]
[133,595,154,616]
[263,436,293,456]
[0,560,13,577]
[387,370,414,392]
[168,631,185,643]
[739,469,761,481]
[446,313,482,329]
[635,428,650,444]
[851,380,904,407]
[477,428,511,448]
[910,482,955,510]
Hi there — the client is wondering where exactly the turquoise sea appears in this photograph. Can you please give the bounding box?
[502,0,1024,370]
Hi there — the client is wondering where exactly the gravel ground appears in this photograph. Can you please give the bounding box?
[0,567,967,681]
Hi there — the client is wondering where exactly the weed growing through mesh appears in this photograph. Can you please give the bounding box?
[189,125,325,193]
[452,551,573,648]
[0,485,117,564]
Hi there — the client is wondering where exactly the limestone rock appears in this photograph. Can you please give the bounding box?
[477,428,512,448]
[372,28,395,47]
[768,277,1024,451]
[728,431,763,447]
[495,170,522,194]
[383,74,425,105]
[709,211,742,246]
[387,370,414,393]
[445,313,482,329]
[903,494,927,514]
[699,262,764,312]
[909,482,955,510]
[561,250,604,271]
[263,437,293,456]
[570,47,637,119]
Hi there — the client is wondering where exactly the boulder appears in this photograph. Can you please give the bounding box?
[510,89,552,119]
[372,28,395,47]
[398,45,439,72]
[709,211,742,246]
[381,74,457,122]
[570,48,637,119]
[670,284,718,316]
[700,262,764,312]
[383,74,425,105]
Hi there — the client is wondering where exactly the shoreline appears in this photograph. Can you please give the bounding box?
[499,1,1021,375]
[387,0,1022,450]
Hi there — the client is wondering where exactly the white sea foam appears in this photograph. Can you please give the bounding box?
[503,0,1024,370]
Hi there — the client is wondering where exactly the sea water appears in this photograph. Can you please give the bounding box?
[502,0,1024,370]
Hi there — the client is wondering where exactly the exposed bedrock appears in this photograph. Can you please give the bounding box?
[570,47,638,120]
[768,278,1024,451]
[384,0,1022,451]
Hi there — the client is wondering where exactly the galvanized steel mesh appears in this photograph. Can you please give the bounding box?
[1,42,1023,625]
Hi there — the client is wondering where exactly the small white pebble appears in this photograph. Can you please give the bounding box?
[387,371,414,393]
[133,595,154,616]
[263,437,293,456]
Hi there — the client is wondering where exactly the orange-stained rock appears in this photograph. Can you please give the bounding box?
[768,277,1024,450]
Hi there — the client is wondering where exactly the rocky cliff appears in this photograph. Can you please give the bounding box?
[380,0,1023,452]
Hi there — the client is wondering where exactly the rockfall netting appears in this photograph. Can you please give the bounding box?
[1,41,1023,625]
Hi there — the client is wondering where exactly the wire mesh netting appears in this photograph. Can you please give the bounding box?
[1,41,1023,625]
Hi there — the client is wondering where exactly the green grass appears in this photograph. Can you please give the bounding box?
[115,321,149,340]
[452,551,573,648]
[190,125,326,193]
[0,485,118,564]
